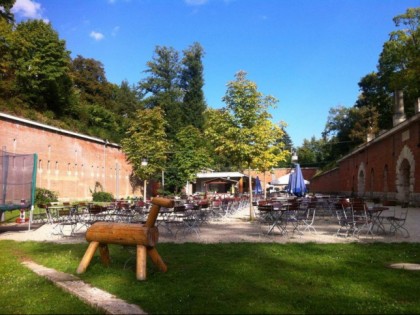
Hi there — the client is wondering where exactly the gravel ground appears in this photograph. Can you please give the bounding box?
[1,204,419,244]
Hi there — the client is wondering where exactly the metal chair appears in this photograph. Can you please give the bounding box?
[388,208,410,238]
[351,201,373,238]
[334,200,353,237]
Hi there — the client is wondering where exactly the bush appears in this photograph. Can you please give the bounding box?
[92,191,114,202]
[35,188,58,206]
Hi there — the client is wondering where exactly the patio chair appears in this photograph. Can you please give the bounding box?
[298,202,317,234]
[334,201,353,237]
[388,208,410,238]
[351,201,373,238]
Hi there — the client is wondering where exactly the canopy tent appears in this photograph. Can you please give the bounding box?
[1,150,38,230]
[271,172,309,186]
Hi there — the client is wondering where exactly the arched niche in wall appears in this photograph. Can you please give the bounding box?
[396,145,415,202]
[357,162,366,197]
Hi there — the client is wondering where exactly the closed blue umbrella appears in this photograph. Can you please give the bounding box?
[254,176,263,194]
[287,163,307,197]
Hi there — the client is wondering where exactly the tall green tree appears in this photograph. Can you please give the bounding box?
[0,0,15,23]
[180,42,207,131]
[13,20,72,115]
[121,107,170,197]
[355,72,393,130]
[167,125,214,194]
[0,18,15,101]
[378,7,420,117]
[322,105,359,158]
[297,136,332,168]
[115,80,142,119]
[205,71,285,220]
[71,55,116,110]
[138,46,183,139]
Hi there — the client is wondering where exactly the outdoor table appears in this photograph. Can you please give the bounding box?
[258,203,287,235]
[367,206,389,234]
[46,204,74,224]
[46,204,79,236]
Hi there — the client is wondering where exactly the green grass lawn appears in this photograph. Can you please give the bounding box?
[0,240,419,314]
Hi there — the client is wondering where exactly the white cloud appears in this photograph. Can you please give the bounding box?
[11,0,44,19]
[90,31,105,41]
[185,0,208,6]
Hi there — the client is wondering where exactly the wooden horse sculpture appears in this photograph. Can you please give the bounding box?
[76,197,174,280]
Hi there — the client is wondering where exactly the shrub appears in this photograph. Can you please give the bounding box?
[35,187,58,206]
[92,191,114,202]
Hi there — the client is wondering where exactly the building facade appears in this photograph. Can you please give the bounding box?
[311,94,420,205]
[0,113,139,202]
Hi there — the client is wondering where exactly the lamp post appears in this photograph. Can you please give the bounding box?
[141,158,148,203]
[291,149,298,164]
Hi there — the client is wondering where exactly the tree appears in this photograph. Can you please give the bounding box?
[0,0,15,24]
[71,55,116,110]
[205,71,285,220]
[13,20,72,115]
[114,80,142,119]
[355,72,393,130]
[138,46,183,139]
[0,18,15,101]
[180,42,207,131]
[121,107,170,196]
[167,125,214,194]
[322,105,359,158]
[378,7,420,117]
[297,136,332,168]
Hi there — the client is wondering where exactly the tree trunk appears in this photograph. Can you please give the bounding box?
[249,166,255,220]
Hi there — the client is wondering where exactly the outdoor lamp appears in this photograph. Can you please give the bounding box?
[291,150,298,163]
[141,158,148,202]
[141,158,148,167]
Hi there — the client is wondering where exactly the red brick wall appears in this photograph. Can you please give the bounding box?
[310,115,420,204]
[1,114,140,202]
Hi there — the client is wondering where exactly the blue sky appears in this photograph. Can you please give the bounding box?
[11,0,420,147]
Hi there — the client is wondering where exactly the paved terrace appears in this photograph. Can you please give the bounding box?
[1,203,419,244]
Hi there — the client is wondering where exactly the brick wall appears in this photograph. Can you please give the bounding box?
[0,113,140,202]
[310,113,420,205]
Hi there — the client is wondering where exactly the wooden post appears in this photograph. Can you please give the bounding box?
[76,241,99,274]
[99,244,110,266]
[147,247,167,272]
[137,245,147,280]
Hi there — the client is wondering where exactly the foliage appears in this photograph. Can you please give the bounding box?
[138,46,183,139]
[89,181,114,202]
[355,72,393,131]
[121,107,169,181]
[180,42,207,131]
[167,125,214,193]
[297,136,333,167]
[378,7,420,116]
[35,187,58,206]
[205,71,286,219]
[4,241,420,314]
[13,20,73,115]
[91,191,114,202]
[0,0,15,24]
